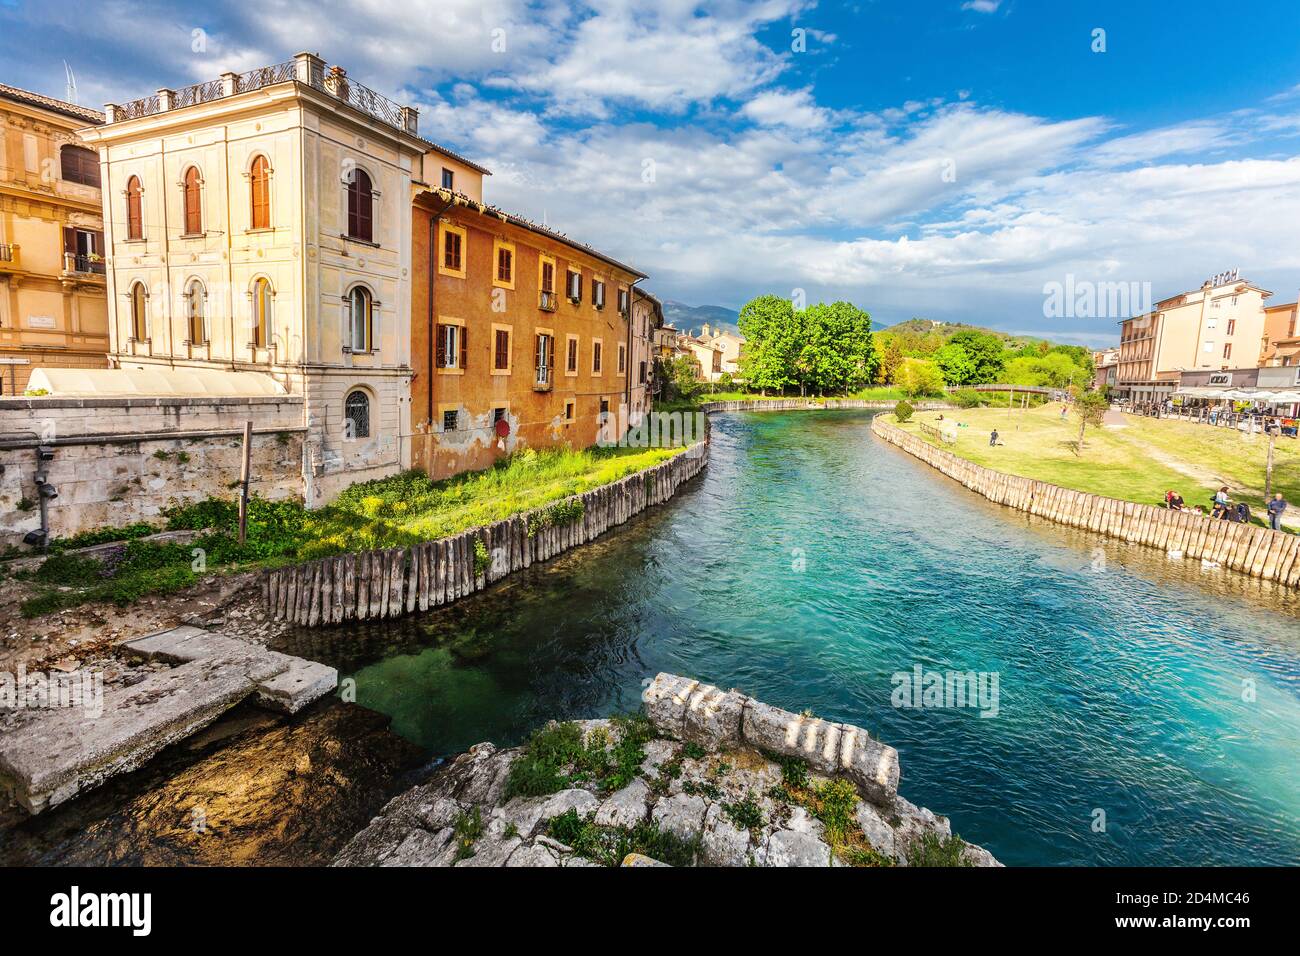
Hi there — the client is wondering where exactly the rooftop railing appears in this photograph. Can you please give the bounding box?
[106,53,418,136]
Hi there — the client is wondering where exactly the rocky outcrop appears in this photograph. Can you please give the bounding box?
[332,674,1000,868]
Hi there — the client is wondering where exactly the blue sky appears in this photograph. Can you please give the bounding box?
[4,0,1300,345]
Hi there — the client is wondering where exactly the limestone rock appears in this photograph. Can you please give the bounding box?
[700,803,750,866]
[961,842,1003,867]
[682,685,746,750]
[638,739,677,780]
[835,725,900,807]
[621,853,670,867]
[651,792,708,842]
[740,700,842,774]
[454,835,523,867]
[642,673,698,739]
[854,800,897,860]
[761,829,832,867]
[379,827,455,867]
[506,843,562,867]
[594,778,651,829]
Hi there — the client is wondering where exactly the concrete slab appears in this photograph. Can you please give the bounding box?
[0,658,259,814]
[2,626,337,815]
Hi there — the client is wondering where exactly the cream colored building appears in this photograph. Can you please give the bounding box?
[628,288,662,417]
[0,84,109,395]
[77,52,480,502]
[681,321,743,383]
[1260,297,1298,367]
[1115,273,1271,402]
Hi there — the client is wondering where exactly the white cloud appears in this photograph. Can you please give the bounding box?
[961,1,1003,13]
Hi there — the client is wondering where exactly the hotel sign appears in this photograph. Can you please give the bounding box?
[1206,268,1240,287]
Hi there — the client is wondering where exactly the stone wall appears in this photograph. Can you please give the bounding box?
[0,395,305,547]
[873,416,1300,588]
[265,438,709,626]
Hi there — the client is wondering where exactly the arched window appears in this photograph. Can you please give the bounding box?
[250,155,271,230]
[126,176,143,240]
[60,145,99,187]
[344,389,370,439]
[346,168,373,242]
[348,286,372,353]
[185,279,206,344]
[130,282,148,340]
[251,277,272,349]
[182,167,202,235]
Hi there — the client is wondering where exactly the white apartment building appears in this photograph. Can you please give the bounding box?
[76,52,485,501]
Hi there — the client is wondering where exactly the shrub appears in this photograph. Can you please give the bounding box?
[906,832,971,867]
[953,388,983,408]
[894,400,914,423]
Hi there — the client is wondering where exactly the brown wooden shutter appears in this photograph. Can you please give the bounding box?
[62,227,76,256]
[534,333,541,370]
[183,168,202,234]
[436,324,446,368]
[126,178,142,240]
[459,326,468,370]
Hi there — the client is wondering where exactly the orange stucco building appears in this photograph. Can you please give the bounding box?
[411,183,648,479]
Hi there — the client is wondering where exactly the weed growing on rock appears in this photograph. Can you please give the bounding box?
[505,717,655,799]
[547,809,699,867]
[453,806,484,860]
[906,832,971,867]
[682,742,707,760]
[722,792,765,832]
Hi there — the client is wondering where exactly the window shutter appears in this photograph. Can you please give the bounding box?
[62,227,76,256]
[535,334,542,370]
[459,326,468,370]
[436,324,447,367]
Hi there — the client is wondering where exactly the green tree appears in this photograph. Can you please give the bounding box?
[897,358,946,398]
[738,294,801,394]
[1071,387,1110,456]
[798,301,877,394]
[933,342,975,385]
[947,330,1006,384]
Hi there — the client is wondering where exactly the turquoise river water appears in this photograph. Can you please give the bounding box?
[290,409,1300,866]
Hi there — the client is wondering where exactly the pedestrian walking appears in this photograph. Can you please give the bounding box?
[1267,493,1288,531]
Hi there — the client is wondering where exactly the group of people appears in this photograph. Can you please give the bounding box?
[1165,487,1290,531]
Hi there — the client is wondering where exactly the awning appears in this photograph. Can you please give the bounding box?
[1174,385,1300,404]
[26,366,288,397]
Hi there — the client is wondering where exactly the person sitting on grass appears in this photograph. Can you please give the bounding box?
[1212,487,1230,519]
[1165,490,1184,511]
[1232,502,1251,524]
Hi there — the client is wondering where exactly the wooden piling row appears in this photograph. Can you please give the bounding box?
[265,438,710,626]
[872,417,1300,588]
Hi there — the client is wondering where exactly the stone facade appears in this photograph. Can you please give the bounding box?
[0,394,303,546]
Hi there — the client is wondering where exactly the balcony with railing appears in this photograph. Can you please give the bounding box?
[534,365,553,392]
[0,243,15,265]
[538,290,558,313]
[63,252,106,277]
[105,52,419,136]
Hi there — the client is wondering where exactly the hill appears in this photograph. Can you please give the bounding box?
[662,300,740,336]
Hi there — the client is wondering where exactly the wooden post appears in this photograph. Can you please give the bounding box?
[237,420,253,545]
[1266,431,1276,497]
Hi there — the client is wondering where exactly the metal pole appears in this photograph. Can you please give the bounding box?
[238,419,252,545]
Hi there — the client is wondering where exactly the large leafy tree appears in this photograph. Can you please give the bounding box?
[947,330,1006,384]
[897,358,947,397]
[739,295,876,395]
[933,342,976,385]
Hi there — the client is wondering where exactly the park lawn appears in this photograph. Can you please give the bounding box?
[895,404,1222,512]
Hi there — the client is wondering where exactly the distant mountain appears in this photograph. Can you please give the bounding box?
[662,300,741,336]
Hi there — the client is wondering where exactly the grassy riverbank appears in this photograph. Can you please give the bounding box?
[896,403,1300,521]
[14,443,686,618]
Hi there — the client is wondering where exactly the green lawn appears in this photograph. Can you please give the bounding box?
[896,403,1300,520]
[17,443,688,617]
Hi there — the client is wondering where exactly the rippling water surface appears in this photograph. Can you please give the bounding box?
[287,410,1300,866]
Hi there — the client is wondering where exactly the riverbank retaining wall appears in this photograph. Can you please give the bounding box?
[872,416,1300,588]
[700,398,952,413]
[265,439,709,626]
